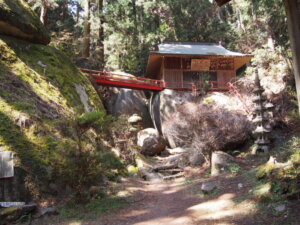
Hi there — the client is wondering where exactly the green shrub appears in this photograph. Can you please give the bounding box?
[255,137,300,201]
[55,112,124,201]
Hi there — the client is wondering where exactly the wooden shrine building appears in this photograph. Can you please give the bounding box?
[145,42,252,90]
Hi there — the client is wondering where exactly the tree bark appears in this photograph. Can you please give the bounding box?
[61,0,68,22]
[97,0,104,68]
[132,0,137,31]
[131,0,139,43]
[40,0,48,27]
[76,2,80,23]
[284,0,300,113]
[82,0,91,58]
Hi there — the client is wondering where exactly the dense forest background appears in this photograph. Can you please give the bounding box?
[24,0,292,78]
[1,1,300,223]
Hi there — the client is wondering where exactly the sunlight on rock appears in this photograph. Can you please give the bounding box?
[117,190,132,197]
[68,222,82,225]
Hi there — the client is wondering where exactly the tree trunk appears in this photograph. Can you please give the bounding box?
[82,0,91,58]
[76,2,80,23]
[40,0,48,27]
[61,0,68,22]
[131,0,139,43]
[284,0,300,113]
[97,0,104,68]
[132,0,137,31]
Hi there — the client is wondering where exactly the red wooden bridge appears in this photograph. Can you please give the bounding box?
[80,68,232,92]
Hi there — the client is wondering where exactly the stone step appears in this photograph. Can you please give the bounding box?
[162,173,184,180]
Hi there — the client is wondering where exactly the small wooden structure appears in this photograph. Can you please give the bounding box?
[0,151,14,178]
[145,42,252,90]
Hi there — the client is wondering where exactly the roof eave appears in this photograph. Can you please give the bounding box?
[149,52,253,58]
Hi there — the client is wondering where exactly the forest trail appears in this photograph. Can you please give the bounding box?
[92,168,299,225]
[34,160,299,225]
[96,176,257,225]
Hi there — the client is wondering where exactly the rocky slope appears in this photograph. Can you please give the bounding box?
[0,0,106,204]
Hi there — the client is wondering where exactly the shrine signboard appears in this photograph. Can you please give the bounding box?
[191,59,211,71]
[210,58,234,71]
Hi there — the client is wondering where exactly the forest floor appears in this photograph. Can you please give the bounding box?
[29,154,300,225]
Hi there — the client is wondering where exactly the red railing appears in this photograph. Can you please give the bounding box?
[80,68,232,92]
[164,80,230,91]
[80,68,165,89]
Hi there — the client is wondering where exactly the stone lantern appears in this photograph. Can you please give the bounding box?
[252,73,272,154]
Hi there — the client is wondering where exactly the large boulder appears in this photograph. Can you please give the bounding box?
[211,151,235,176]
[0,0,50,45]
[137,128,166,156]
[101,87,152,128]
[149,89,194,147]
[151,91,251,151]
[163,147,206,167]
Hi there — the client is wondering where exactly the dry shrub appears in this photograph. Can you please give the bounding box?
[163,100,251,157]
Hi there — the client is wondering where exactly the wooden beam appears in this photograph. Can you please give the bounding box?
[284,0,300,113]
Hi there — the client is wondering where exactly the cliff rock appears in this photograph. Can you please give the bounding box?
[0,0,50,44]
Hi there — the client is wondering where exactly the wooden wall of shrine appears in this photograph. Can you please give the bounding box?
[161,56,236,86]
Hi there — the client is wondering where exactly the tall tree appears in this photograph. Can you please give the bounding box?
[97,0,104,67]
[82,0,91,58]
[28,0,59,27]
[40,0,49,25]
[61,0,69,22]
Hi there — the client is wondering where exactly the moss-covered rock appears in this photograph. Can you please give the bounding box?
[0,0,50,44]
[255,154,300,201]
[0,203,36,223]
[0,35,105,199]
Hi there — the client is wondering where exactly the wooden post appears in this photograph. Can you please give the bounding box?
[284,0,300,113]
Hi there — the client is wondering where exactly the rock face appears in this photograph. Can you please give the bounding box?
[149,89,194,148]
[211,151,235,176]
[151,91,251,152]
[102,87,152,128]
[137,128,166,156]
[0,0,51,45]
[188,148,206,166]
[162,147,205,167]
[75,84,93,112]
[201,182,216,194]
[0,35,104,201]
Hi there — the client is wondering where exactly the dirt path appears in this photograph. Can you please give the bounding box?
[86,171,298,225]
[32,164,300,225]
[96,177,255,225]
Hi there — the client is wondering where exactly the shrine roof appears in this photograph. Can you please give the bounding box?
[150,42,251,57]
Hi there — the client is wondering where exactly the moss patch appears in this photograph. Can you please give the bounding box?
[0,0,50,44]
[255,137,300,201]
[0,35,105,197]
